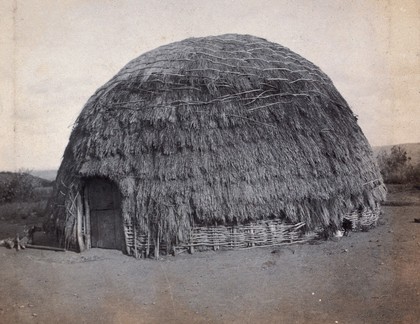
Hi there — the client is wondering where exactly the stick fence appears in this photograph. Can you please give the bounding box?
[123,206,381,258]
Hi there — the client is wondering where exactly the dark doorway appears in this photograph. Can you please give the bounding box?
[86,178,124,250]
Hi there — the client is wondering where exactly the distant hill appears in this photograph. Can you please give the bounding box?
[373,143,420,166]
[29,169,58,182]
[0,171,52,188]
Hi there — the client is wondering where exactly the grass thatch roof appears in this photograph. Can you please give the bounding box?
[51,34,386,249]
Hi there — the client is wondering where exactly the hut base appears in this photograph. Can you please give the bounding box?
[122,206,381,258]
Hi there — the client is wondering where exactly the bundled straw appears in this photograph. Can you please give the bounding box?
[49,34,386,254]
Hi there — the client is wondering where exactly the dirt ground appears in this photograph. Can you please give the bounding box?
[0,186,419,324]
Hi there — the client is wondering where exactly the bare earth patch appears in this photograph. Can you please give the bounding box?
[0,188,419,323]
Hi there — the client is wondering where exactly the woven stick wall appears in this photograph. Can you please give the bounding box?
[124,221,312,258]
[123,206,381,258]
[184,221,310,250]
[343,206,381,230]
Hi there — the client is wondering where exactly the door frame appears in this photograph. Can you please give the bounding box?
[80,177,125,252]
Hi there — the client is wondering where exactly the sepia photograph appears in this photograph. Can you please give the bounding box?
[0,1,419,323]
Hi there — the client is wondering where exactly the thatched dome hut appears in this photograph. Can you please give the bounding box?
[51,34,386,257]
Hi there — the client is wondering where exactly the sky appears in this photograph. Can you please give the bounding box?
[0,0,419,171]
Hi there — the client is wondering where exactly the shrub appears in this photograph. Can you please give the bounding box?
[377,146,414,184]
[377,145,420,185]
[407,163,420,184]
[0,171,36,203]
[0,200,48,222]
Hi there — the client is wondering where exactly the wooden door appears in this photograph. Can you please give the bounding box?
[87,178,124,250]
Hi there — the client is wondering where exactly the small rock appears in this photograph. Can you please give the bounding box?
[311,292,315,295]
[19,305,25,308]
[152,302,155,305]
[32,313,37,317]
[28,304,34,308]
[319,299,322,302]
